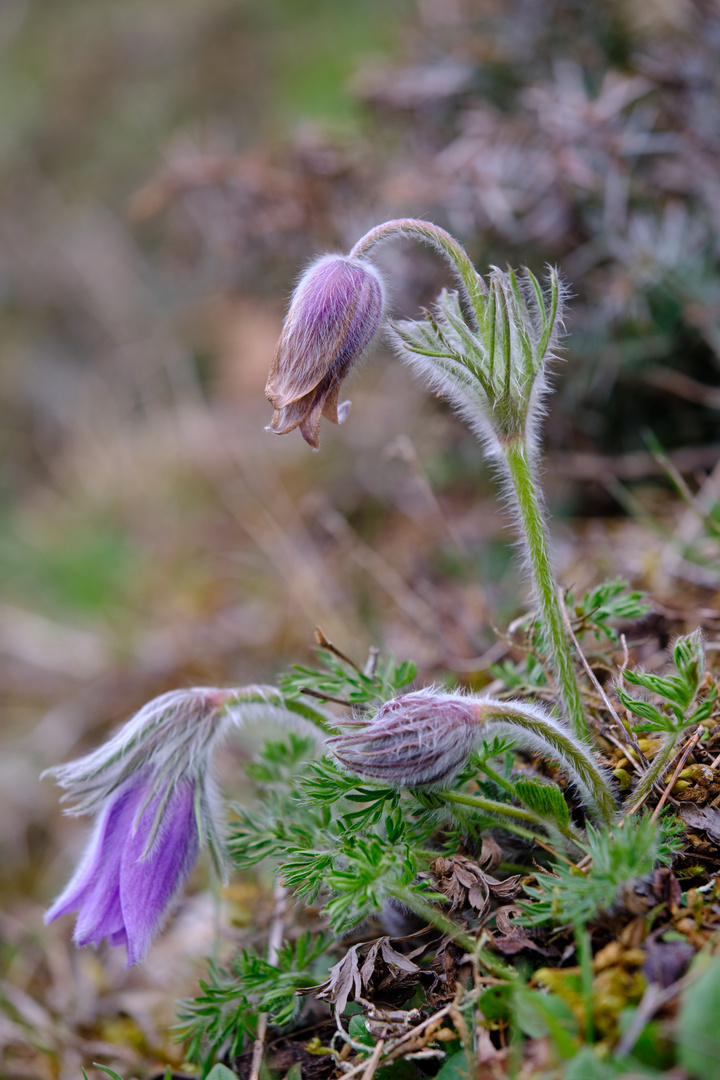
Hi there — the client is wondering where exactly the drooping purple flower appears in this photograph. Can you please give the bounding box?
[327,690,482,788]
[266,254,385,448]
[43,685,296,965]
[45,772,200,965]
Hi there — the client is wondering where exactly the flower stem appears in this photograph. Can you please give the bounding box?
[388,885,516,979]
[501,437,589,742]
[442,789,588,853]
[349,218,485,329]
[477,700,615,824]
[223,685,331,730]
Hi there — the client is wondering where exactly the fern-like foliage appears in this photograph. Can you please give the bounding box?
[519,816,664,926]
[175,933,332,1076]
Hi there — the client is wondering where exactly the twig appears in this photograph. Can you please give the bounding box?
[300,686,354,707]
[558,588,624,731]
[363,646,380,678]
[359,1039,385,1080]
[339,1005,456,1078]
[315,627,363,672]
[249,882,288,1080]
[650,726,703,823]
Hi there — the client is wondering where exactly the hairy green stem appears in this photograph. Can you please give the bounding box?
[349,218,486,329]
[502,437,589,742]
[627,733,679,813]
[389,886,516,980]
[442,789,588,853]
[223,686,330,730]
[478,700,615,824]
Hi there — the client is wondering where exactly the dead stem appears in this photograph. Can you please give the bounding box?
[249,882,288,1080]
[359,1038,385,1080]
[338,1004,455,1078]
[650,725,704,823]
[315,627,364,672]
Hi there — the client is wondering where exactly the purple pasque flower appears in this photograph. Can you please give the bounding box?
[43,686,265,965]
[327,689,482,788]
[266,254,385,448]
[45,771,200,965]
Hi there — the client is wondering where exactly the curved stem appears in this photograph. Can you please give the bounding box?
[223,685,331,731]
[501,438,589,743]
[477,699,616,824]
[349,218,486,329]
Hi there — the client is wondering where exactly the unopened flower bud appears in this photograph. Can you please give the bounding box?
[266,254,385,448]
[327,691,481,788]
[328,688,616,822]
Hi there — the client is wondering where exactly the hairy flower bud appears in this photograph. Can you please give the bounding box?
[266,254,385,448]
[328,688,615,822]
[327,691,481,788]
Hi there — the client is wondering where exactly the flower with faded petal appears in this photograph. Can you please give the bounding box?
[266,254,385,448]
[43,684,293,964]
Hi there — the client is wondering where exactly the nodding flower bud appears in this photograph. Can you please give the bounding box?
[327,691,481,788]
[327,687,616,823]
[266,254,385,448]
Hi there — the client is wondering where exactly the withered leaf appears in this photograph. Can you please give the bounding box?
[312,944,362,1014]
[643,938,695,988]
[380,939,421,974]
[485,873,522,899]
[309,937,420,1013]
[491,905,551,956]
[680,804,720,844]
[431,854,519,916]
[478,836,503,873]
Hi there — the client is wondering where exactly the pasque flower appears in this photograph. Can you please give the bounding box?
[44,684,299,964]
[266,254,385,448]
[45,770,201,965]
[328,688,615,823]
[269,219,589,744]
[328,691,480,788]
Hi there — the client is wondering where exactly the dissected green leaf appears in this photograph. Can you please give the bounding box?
[515,777,570,828]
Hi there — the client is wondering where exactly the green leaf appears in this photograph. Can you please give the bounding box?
[206,1066,240,1080]
[676,955,720,1079]
[515,777,570,828]
[435,1050,472,1080]
[479,983,512,1021]
[91,1068,127,1080]
[615,687,670,729]
[348,1014,374,1047]
[513,987,578,1057]
[561,1047,615,1079]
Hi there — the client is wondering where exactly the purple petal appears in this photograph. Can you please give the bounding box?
[119,780,200,965]
[45,780,145,942]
